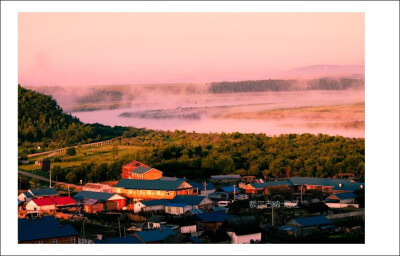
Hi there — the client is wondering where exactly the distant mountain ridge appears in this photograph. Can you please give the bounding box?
[280,64,364,79]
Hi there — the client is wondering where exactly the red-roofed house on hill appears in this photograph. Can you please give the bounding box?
[121,160,150,179]
[52,197,76,207]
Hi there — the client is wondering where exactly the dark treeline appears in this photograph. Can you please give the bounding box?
[53,128,364,184]
[18,85,128,154]
[75,89,123,104]
[209,78,364,93]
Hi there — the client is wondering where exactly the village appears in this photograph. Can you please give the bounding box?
[18,159,365,244]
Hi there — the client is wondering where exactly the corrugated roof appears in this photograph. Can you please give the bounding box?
[188,209,205,215]
[31,198,55,206]
[211,175,241,180]
[172,195,207,206]
[195,211,234,223]
[188,181,216,190]
[290,177,353,187]
[292,215,332,227]
[52,196,76,206]
[73,191,115,202]
[140,199,170,206]
[29,188,59,197]
[18,216,78,242]
[134,227,176,243]
[84,199,99,206]
[221,186,237,193]
[130,166,153,174]
[165,202,188,207]
[23,191,34,198]
[114,179,187,190]
[279,225,298,231]
[333,182,364,191]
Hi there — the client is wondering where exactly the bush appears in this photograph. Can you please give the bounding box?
[66,147,76,156]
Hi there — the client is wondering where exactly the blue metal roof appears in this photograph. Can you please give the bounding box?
[333,182,364,191]
[135,227,176,243]
[290,177,353,187]
[329,192,356,200]
[140,199,170,206]
[23,191,34,198]
[292,215,332,227]
[221,185,238,193]
[194,211,235,222]
[188,181,216,190]
[190,236,202,243]
[94,236,143,244]
[18,216,78,242]
[114,178,187,190]
[73,191,115,202]
[172,195,207,206]
[130,166,152,174]
[29,188,59,197]
[188,209,205,215]
[211,175,241,180]
[279,225,298,231]
[18,200,23,206]
[165,202,188,207]
[212,206,227,212]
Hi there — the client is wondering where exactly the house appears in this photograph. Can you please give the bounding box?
[165,203,192,215]
[279,215,335,237]
[82,183,113,193]
[194,211,235,231]
[208,191,229,201]
[221,216,262,244]
[29,187,60,198]
[289,177,364,194]
[18,216,78,243]
[244,180,293,195]
[84,199,104,214]
[325,192,357,204]
[133,199,170,213]
[133,227,177,243]
[172,195,215,212]
[73,191,126,210]
[121,160,150,179]
[26,198,56,212]
[93,236,143,244]
[210,174,241,183]
[187,181,216,196]
[27,187,59,199]
[113,178,194,202]
[147,215,167,229]
[169,215,198,234]
[128,166,163,180]
[18,191,34,202]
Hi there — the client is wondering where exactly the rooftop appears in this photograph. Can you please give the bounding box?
[72,191,116,202]
[18,216,78,242]
[188,181,216,190]
[291,215,333,227]
[114,178,188,191]
[130,166,153,174]
[134,227,176,243]
[172,195,208,206]
[29,188,59,197]
[211,175,241,180]
[94,236,143,244]
[31,198,55,206]
[223,216,261,235]
[51,196,76,206]
[194,211,235,223]
[140,199,170,207]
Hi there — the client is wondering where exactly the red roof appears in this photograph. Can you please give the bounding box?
[52,196,76,206]
[123,160,149,169]
[32,198,55,206]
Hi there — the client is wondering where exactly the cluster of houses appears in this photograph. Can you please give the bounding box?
[18,160,365,244]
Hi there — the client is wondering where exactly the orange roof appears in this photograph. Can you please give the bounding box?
[123,160,149,168]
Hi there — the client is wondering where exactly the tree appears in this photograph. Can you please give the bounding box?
[66,147,76,156]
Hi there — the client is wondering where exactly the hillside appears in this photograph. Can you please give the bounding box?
[18,85,128,152]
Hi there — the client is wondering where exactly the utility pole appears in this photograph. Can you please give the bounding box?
[233,185,236,201]
[68,184,70,197]
[118,216,121,238]
[300,185,303,203]
[83,220,85,239]
[49,167,52,188]
[203,181,207,196]
[272,203,274,226]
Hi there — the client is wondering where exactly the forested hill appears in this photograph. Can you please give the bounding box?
[209,78,364,93]
[18,85,128,151]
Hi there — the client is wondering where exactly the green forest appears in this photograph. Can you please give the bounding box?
[209,78,364,93]
[18,85,365,184]
[18,85,128,154]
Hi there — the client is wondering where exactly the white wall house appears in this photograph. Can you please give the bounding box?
[164,203,192,215]
[226,231,261,244]
[133,200,169,213]
[180,225,197,234]
[26,199,56,212]
[18,192,33,203]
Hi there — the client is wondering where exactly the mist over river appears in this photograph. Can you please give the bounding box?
[71,90,364,138]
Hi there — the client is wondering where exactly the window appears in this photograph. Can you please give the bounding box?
[166,192,170,196]
[51,239,57,244]
[167,207,171,212]
[70,237,75,244]
[37,241,43,244]
[177,207,181,213]
[156,191,160,196]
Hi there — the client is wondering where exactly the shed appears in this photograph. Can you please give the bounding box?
[134,199,170,213]
[26,198,55,212]
[194,211,234,231]
[285,215,335,236]
[325,192,356,204]
[28,188,59,198]
[165,203,192,215]
[221,216,262,244]
[172,195,215,211]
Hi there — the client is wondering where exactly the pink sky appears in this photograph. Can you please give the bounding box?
[19,13,364,86]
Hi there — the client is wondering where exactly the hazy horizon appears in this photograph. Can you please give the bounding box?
[19,13,364,86]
